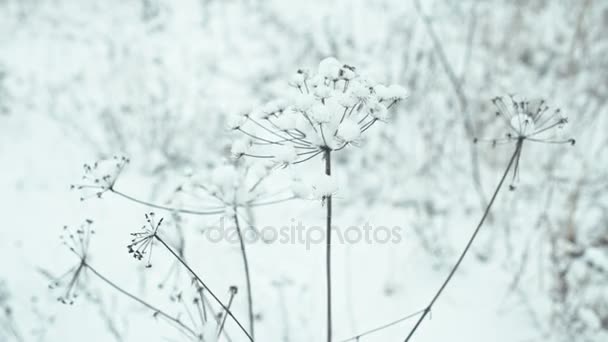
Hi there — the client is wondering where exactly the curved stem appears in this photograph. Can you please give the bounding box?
[325,149,333,342]
[85,263,198,339]
[154,236,255,342]
[338,308,426,342]
[111,189,225,215]
[403,140,523,342]
[233,207,255,338]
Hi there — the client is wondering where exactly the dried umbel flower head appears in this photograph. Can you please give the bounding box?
[476,95,575,146]
[49,220,95,305]
[230,57,407,166]
[174,161,291,214]
[127,212,162,268]
[71,155,129,200]
[475,95,576,189]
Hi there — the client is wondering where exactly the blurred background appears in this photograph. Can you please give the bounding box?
[1,0,607,341]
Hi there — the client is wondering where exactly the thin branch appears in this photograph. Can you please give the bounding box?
[154,236,255,342]
[325,149,333,342]
[111,189,225,215]
[233,206,255,338]
[85,263,198,339]
[403,140,523,341]
[338,308,426,342]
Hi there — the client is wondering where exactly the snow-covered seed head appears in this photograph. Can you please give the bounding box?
[318,57,342,80]
[227,114,247,130]
[231,57,407,166]
[231,139,251,158]
[337,119,361,143]
[273,145,298,165]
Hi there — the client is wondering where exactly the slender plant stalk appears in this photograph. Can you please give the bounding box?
[84,263,198,339]
[110,189,225,215]
[339,308,426,342]
[110,188,293,214]
[154,235,255,342]
[3,315,24,342]
[233,206,255,338]
[217,289,237,337]
[403,140,523,342]
[325,149,333,342]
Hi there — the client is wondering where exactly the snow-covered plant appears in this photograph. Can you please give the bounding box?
[166,161,290,337]
[72,156,285,339]
[403,95,575,341]
[127,213,253,341]
[230,57,406,166]
[232,57,407,342]
[48,219,243,342]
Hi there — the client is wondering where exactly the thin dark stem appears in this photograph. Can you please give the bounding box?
[112,188,288,215]
[154,236,255,342]
[338,308,426,342]
[111,189,225,215]
[403,140,523,342]
[84,263,198,339]
[248,196,296,207]
[293,150,323,164]
[233,206,255,338]
[325,149,333,342]
[217,290,237,338]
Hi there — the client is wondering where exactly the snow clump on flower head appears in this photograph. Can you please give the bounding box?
[231,57,408,166]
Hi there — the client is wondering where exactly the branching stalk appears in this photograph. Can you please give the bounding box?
[154,235,255,342]
[85,263,198,339]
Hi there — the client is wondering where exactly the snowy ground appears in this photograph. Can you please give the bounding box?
[1,1,607,342]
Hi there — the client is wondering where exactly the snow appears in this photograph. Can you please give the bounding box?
[231,138,251,157]
[1,1,607,342]
[312,175,338,198]
[337,119,361,143]
[273,145,298,164]
[318,57,342,80]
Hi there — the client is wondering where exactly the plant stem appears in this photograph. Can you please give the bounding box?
[403,140,523,342]
[233,207,255,338]
[111,189,225,215]
[84,263,198,339]
[154,235,255,342]
[325,149,333,342]
[217,289,237,337]
[339,308,426,342]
